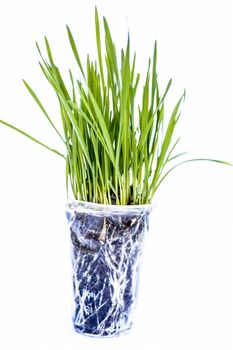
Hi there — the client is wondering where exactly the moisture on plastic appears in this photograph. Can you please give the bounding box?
[66,200,153,337]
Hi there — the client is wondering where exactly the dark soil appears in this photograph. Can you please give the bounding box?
[68,209,149,336]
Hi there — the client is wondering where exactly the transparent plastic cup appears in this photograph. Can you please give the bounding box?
[66,200,153,337]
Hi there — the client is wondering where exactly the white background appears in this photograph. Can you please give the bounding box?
[0,0,232,349]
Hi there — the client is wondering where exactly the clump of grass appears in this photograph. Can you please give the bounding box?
[0,8,229,205]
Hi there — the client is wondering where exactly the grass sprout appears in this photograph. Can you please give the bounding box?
[0,7,230,205]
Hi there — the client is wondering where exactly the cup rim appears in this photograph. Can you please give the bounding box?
[66,198,154,213]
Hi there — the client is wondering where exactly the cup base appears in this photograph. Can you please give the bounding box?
[73,324,132,338]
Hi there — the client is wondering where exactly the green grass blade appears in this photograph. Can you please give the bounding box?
[0,119,65,159]
[151,40,157,103]
[103,17,120,89]
[159,78,172,106]
[44,36,55,65]
[66,25,85,78]
[150,158,232,200]
[137,112,156,152]
[86,91,116,166]
[23,80,65,143]
[95,6,105,91]
[58,98,94,171]
[149,93,185,192]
